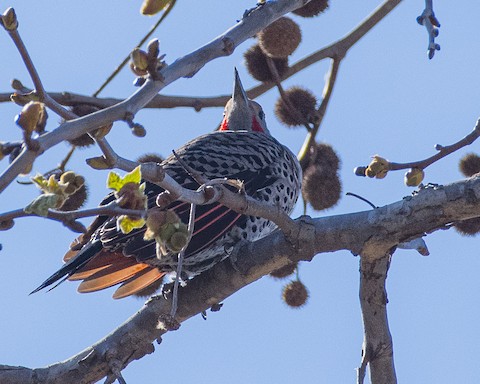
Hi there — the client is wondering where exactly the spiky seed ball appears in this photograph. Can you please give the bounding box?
[302,165,341,210]
[275,87,317,127]
[258,17,301,58]
[459,153,480,177]
[58,184,88,211]
[293,0,329,18]
[454,218,480,236]
[244,44,288,82]
[138,153,164,164]
[133,275,165,298]
[282,280,309,308]
[303,142,340,173]
[270,262,298,279]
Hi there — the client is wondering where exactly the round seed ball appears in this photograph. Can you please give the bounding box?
[459,153,480,177]
[270,262,297,279]
[258,17,301,58]
[244,44,288,82]
[282,280,309,308]
[454,218,480,236]
[275,87,317,127]
[293,0,329,18]
[302,165,341,210]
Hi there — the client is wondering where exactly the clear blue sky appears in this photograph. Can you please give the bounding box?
[1,1,480,383]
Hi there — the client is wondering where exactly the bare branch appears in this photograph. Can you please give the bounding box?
[297,57,341,166]
[358,254,397,384]
[0,201,146,233]
[3,175,480,383]
[388,119,480,171]
[416,0,441,59]
[5,26,76,120]
[0,0,314,193]
[0,0,402,113]
[92,0,176,97]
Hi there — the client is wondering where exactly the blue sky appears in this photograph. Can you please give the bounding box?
[1,1,480,383]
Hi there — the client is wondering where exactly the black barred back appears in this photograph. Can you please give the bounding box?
[97,130,301,276]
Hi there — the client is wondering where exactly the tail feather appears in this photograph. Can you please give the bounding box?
[77,263,150,293]
[68,251,127,281]
[30,241,102,295]
[112,268,165,299]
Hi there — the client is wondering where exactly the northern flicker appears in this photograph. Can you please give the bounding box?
[32,70,302,299]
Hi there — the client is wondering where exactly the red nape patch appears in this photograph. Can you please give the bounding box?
[219,117,264,132]
[219,118,229,131]
[251,117,264,132]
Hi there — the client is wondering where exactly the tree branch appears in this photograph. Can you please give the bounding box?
[358,253,396,384]
[0,0,313,194]
[0,0,402,113]
[2,174,480,383]
[388,118,480,171]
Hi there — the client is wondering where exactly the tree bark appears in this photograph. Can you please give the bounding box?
[1,176,480,383]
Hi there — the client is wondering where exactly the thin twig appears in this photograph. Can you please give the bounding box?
[346,192,377,209]
[6,29,75,120]
[92,0,176,97]
[416,0,441,59]
[265,56,312,131]
[388,118,480,171]
[297,57,341,166]
[170,202,196,318]
[0,201,147,232]
[0,1,401,111]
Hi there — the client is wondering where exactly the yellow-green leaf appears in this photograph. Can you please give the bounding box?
[107,166,142,192]
[107,171,122,191]
[123,166,142,184]
[31,174,48,189]
[117,215,145,234]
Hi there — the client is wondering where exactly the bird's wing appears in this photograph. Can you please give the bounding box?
[33,132,281,298]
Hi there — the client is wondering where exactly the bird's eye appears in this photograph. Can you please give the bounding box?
[258,110,265,120]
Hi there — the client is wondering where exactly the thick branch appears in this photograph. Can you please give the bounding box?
[358,255,396,384]
[0,0,309,194]
[3,175,480,383]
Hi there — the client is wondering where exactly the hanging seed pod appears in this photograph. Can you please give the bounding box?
[459,153,480,177]
[275,87,317,127]
[302,165,341,211]
[293,0,329,18]
[270,262,297,279]
[244,44,288,82]
[258,17,301,58]
[282,280,309,308]
[454,218,480,236]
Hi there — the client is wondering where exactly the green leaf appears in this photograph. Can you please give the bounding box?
[24,193,60,217]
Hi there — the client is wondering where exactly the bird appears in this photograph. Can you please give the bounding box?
[31,70,302,299]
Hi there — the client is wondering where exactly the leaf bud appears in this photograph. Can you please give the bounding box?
[131,48,149,71]
[1,7,18,31]
[404,168,424,187]
[15,101,46,135]
[365,155,389,179]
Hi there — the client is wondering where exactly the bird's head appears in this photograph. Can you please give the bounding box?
[220,69,269,134]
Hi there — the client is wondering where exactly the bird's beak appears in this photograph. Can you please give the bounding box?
[233,68,250,110]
